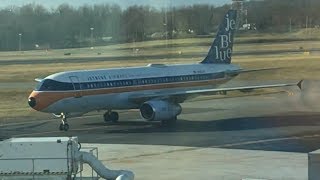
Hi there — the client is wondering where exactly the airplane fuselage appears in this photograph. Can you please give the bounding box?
[29,63,241,116]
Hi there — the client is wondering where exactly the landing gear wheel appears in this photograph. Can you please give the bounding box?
[59,114,70,131]
[161,120,169,126]
[103,112,110,122]
[110,112,119,123]
[161,117,177,127]
[59,123,70,131]
[103,111,119,123]
[59,123,64,131]
[63,124,69,131]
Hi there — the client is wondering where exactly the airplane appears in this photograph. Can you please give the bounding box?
[28,10,302,131]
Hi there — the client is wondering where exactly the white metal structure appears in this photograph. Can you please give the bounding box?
[0,137,134,180]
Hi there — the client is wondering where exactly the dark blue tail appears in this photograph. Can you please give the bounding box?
[201,10,237,64]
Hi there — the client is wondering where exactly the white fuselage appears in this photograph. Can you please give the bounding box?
[29,63,240,116]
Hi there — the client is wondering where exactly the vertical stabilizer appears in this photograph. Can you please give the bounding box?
[201,10,237,64]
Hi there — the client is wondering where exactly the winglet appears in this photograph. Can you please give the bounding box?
[297,80,303,90]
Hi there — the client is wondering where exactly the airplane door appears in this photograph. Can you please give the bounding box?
[68,76,89,111]
[69,76,82,98]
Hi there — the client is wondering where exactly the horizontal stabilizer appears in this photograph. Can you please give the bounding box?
[237,67,282,73]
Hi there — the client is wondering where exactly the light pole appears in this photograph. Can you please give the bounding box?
[164,0,168,49]
[90,27,94,49]
[18,33,22,52]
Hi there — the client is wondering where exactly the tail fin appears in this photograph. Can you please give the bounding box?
[201,10,237,64]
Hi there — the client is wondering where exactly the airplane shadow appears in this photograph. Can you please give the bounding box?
[84,113,320,134]
[81,113,320,152]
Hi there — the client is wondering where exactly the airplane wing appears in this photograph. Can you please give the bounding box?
[129,80,303,104]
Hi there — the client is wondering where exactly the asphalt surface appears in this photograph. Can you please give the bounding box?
[1,80,320,153]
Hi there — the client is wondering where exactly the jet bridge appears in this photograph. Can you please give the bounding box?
[0,137,134,180]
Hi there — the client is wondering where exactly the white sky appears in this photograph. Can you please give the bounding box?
[0,0,230,9]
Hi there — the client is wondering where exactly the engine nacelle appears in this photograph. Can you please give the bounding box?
[140,100,182,121]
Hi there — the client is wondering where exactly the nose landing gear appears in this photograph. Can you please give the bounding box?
[59,114,69,131]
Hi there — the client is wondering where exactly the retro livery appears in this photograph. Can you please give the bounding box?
[28,10,302,131]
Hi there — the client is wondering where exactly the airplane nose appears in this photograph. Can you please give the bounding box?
[28,97,36,108]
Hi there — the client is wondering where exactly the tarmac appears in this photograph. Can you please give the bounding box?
[81,143,307,180]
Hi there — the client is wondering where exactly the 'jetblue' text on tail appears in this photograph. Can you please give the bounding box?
[201,10,237,64]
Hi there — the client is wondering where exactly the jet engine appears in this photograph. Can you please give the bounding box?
[140,100,182,121]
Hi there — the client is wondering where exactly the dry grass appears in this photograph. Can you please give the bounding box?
[235,54,320,81]
[0,90,50,122]
[0,53,317,83]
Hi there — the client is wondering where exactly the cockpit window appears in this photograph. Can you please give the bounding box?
[35,79,74,91]
[35,80,44,91]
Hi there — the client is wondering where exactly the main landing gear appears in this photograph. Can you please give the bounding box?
[103,110,119,123]
[59,114,69,131]
[161,116,177,127]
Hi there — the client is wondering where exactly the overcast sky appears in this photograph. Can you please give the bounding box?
[1,0,230,9]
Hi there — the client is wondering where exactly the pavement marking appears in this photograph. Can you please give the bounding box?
[0,119,55,127]
[12,126,110,137]
[10,119,144,137]
[211,134,320,148]
[0,114,102,127]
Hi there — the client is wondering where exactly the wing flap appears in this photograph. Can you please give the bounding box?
[225,67,282,76]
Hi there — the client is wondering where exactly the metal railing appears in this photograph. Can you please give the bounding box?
[77,147,100,180]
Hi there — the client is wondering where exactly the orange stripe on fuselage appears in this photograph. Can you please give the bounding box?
[29,78,228,111]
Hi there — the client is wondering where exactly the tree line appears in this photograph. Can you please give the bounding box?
[246,0,320,31]
[0,0,319,51]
